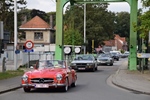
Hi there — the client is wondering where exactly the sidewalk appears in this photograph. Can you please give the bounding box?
[0,76,22,94]
[0,61,150,94]
[112,61,150,95]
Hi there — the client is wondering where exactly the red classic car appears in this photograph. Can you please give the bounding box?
[21,60,77,92]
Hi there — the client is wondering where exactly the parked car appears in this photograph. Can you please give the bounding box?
[97,53,114,66]
[122,51,130,58]
[70,54,97,72]
[21,60,77,92]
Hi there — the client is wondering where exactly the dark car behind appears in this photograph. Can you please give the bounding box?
[110,52,119,61]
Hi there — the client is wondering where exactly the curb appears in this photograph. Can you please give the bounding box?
[111,73,150,95]
[0,86,22,94]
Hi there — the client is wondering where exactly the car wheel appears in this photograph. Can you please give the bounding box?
[110,63,113,66]
[92,67,95,72]
[62,78,69,92]
[71,76,77,87]
[95,67,98,71]
[23,88,31,92]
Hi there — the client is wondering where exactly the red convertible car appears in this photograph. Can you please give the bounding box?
[21,60,77,92]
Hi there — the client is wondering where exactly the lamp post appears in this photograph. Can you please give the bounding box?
[14,0,17,70]
[84,3,86,54]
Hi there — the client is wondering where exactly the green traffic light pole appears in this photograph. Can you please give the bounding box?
[55,0,138,70]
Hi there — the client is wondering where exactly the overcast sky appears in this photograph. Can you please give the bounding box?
[26,0,146,13]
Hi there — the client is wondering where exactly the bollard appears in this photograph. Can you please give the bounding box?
[2,57,6,72]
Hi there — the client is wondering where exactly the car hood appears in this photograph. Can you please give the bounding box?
[71,60,94,63]
[98,57,110,60]
[26,68,66,78]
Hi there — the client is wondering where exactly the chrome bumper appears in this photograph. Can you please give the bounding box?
[21,83,66,88]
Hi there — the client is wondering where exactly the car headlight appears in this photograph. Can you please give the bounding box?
[107,59,111,61]
[71,63,76,66]
[22,74,28,82]
[56,74,62,81]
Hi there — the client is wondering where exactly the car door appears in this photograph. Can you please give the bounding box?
[65,62,73,85]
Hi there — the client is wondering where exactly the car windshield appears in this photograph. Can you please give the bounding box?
[74,55,93,60]
[111,53,118,56]
[39,60,65,68]
[98,54,110,58]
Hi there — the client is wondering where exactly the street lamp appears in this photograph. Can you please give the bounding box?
[84,3,86,54]
[14,0,18,70]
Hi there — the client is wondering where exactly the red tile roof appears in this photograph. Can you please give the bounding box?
[19,16,50,28]
[103,40,115,46]
[114,34,126,42]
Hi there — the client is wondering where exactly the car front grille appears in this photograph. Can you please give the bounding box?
[99,59,108,61]
[31,78,54,84]
[76,63,87,66]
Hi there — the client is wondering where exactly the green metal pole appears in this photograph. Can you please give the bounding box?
[128,0,138,70]
[55,0,69,60]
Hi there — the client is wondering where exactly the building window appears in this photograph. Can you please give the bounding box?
[22,32,26,40]
[34,32,43,40]
[19,31,26,40]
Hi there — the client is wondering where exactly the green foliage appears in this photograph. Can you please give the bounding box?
[0,0,26,42]
[0,69,24,80]
[114,12,130,38]
[141,0,150,7]
[120,49,125,53]
[64,3,116,48]
[64,28,83,45]
[136,11,150,39]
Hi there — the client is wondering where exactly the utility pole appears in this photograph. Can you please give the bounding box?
[14,0,18,70]
[0,21,4,58]
[84,3,86,54]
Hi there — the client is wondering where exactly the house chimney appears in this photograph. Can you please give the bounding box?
[50,15,53,29]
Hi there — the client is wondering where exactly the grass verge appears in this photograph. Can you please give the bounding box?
[0,69,24,80]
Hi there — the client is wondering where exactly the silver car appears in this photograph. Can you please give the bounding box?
[70,54,97,72]
[97,53,114,66]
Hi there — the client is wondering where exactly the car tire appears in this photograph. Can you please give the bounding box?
[110,63,113,66]
[95,67,98,71]
[23,88,31,92]
[92,67,95,72]
[71,76,77,87]
[62,78,69,92]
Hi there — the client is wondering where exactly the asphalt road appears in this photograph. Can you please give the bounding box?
[0,58,149,100]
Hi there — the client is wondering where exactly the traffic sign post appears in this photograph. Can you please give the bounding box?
[24,40,34,50]
[24,40,34,68]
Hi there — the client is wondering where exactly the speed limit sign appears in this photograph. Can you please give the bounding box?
[24,40,34,50]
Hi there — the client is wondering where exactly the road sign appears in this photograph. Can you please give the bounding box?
[25,40,34,50]
[24,49,34,52]
[15,50,20,54]
[137,53,150,58]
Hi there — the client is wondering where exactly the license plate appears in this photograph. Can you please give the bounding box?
[100,61,105,63]
[78,68,85,70]
[35,84,49,88]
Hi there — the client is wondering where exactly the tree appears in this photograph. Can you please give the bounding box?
[114,12,130,38]
[136,11,150,39]
[64,28,83,45]
[0,0,26,42]
[141,0,150,7]
[64,3,116,53]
